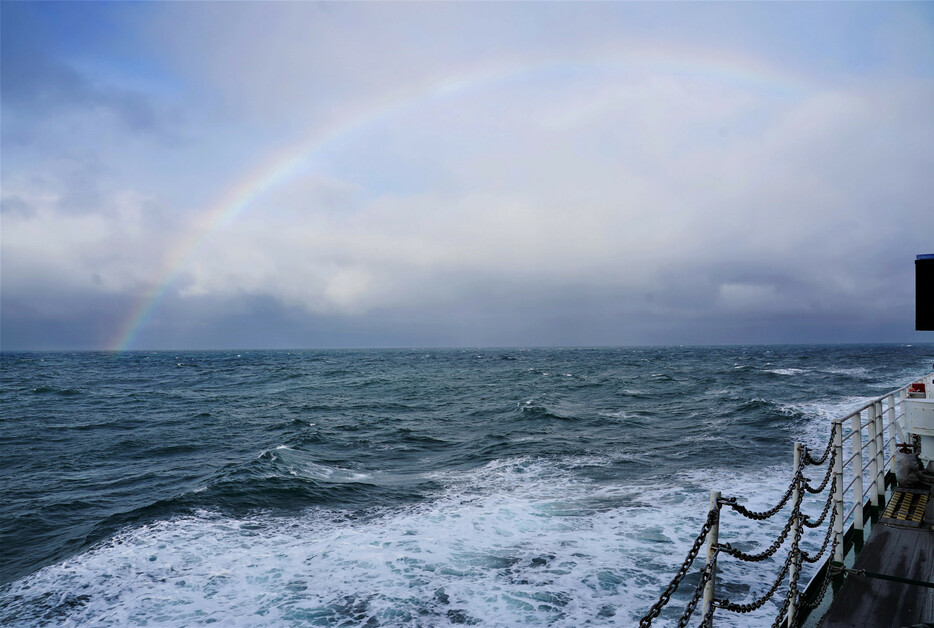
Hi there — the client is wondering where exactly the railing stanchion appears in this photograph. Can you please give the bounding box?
[886,394,897,461]
[867,404,880,510]
[702,490,720,621]
[874,400,886,500]
[786,442,803,627]
[851,411,864,534]
[832,421,845,564]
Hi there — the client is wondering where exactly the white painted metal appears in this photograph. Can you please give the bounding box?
[702,490,720,621]
[886,395,898,461]
[832,421,845,564]
[850,411,864,532]
[904,397,934,465]
[867,404,880,508]
[874,401,885,504]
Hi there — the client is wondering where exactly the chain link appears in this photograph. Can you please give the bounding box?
[713,470,807,626]
[782,507,806,628]
[801,530,841,612]
[678,558,716,628]
[719,504,796,562]
[698,600,716,628]
[804,448,836,494]
[723,472,798,520]
[771,591,792,628]
[640,507,719,627]
[802,489,838,564]
[715,551,792,614]
[803,474,837,529]
[803,429,835,466]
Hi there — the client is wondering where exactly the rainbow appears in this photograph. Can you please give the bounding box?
[108,47,806,351]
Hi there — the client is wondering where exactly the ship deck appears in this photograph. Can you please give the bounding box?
[821,485,934,627]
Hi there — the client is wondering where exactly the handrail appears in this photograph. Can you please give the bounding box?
[640,371,934,627]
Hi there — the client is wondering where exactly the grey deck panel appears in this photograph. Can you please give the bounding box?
[821,522,934,627]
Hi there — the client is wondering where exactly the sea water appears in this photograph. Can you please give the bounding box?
[1,345,932,626]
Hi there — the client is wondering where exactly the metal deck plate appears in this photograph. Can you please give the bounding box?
[880,488,929,527]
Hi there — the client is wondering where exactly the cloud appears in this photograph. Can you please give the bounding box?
[162,67,929,318]
[2,2,933,349]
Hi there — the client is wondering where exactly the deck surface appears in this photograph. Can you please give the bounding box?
[822,489,934,628]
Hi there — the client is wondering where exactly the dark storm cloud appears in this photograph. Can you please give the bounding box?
[0,290,131,351]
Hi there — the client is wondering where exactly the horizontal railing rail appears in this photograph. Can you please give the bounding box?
[640,372,934,627]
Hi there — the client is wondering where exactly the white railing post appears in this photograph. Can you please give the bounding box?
[786,442,803,627]
[874,400,886,502]
[702,490,720,620]
[851,411,864,533]
[887,394,898,461]
[867,404,880,509]
[832,421,845,564]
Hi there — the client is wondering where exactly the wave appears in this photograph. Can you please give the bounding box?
[515,401,576,422]
[4,345,932,626]
[0,455,832,627]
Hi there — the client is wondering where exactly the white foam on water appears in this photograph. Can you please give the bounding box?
[776,392,882,461]
[2,456,833,627]
[262,448,376,484]
[819,366,869,378]
[766,368,808,376]
[597,410,633,419]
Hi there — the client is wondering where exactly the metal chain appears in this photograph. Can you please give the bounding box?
[698,600,716,628]
[715,551,793,613]
[803,429,835,466]
[802,496,838,564]
[804,448,836,494]
[803,474,837,529]
[640,507,719,627]
[782,510,806,628]
[644,420,846,627]
[678,558,716,628]
[801,531,841,611]
[771,591,792,628]
[802,494,832,529]
[723,471,799,520]
[719,504,796,562]
[718,473,805,626]
[719,469,814,563]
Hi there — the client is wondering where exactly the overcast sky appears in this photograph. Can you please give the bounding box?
[2,2,933,350]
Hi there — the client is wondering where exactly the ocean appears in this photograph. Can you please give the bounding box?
[2,345,932,627]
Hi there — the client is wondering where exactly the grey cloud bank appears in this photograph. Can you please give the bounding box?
[2,2,933,350]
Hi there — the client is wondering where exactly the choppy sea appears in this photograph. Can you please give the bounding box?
[2,345,932,627]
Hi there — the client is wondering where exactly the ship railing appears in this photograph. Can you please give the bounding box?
[640,372,934,628]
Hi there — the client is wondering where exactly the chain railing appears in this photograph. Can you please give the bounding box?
[640,372,934,627]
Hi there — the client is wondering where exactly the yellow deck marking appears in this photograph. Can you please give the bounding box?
[880,490,928,528]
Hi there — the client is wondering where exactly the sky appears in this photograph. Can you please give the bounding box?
[2,1,934,351]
